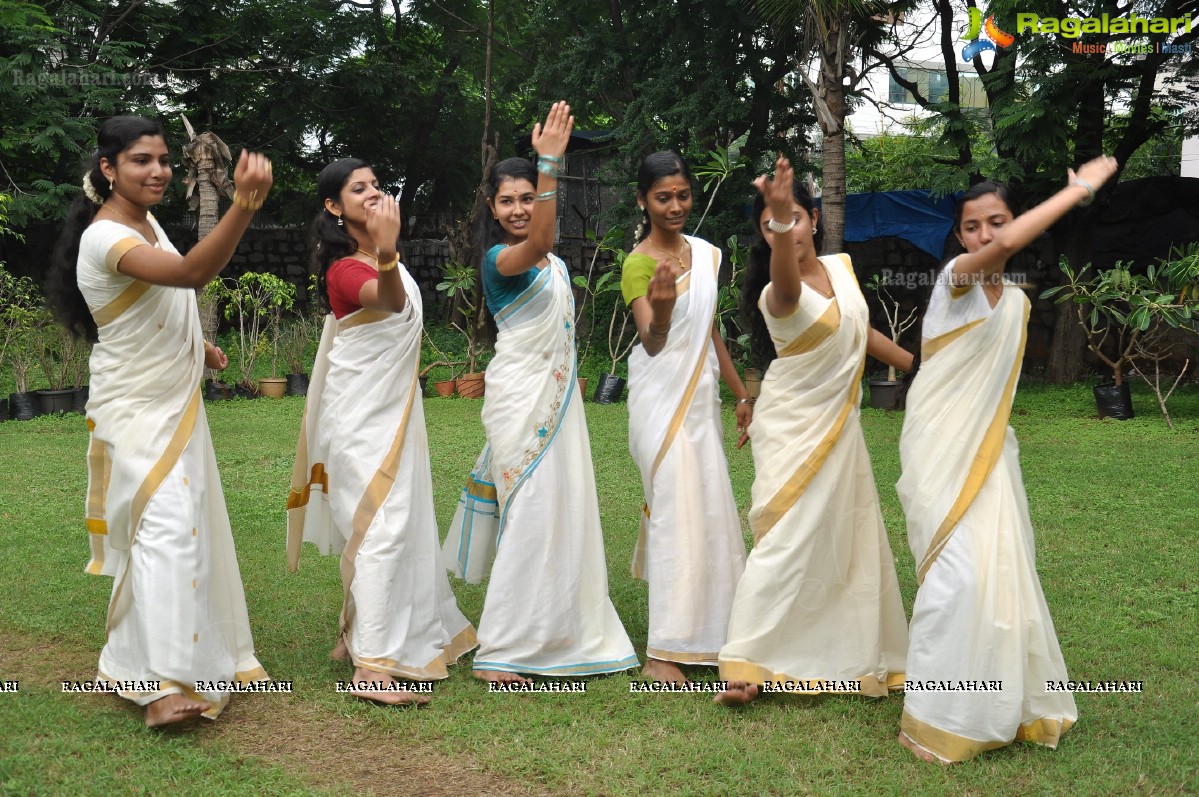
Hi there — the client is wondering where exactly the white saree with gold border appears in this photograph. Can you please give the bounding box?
[626,236,746,666]
[897,283,1076,762]
[288,266,476,680]
[442,254,637,676]
[79,217,265,718]
[718,254,907,694]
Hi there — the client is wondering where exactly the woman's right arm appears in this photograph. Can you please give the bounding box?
[631,260,678,357]
[114,150,273,289]
[495,101,573,277]
[952,155,1118,282]
[758,155,802,319]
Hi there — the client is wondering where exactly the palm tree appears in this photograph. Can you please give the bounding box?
[180,114,235,376]
[754,0,898,253]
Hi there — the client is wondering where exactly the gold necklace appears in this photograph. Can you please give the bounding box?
[803,280,834,299]
[649,238,690,270]
[103,203,156,243]
[354,248,378,262]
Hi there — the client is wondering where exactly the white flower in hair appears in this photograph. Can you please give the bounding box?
[82,172,103,205]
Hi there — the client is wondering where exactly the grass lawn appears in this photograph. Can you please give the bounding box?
[0,380,1196,796]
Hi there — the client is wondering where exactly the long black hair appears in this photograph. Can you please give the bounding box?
[48,115,166,342]
[742,182,823,371]
[310,157,370,312]
[478,157,539,259]
[634,151,693,243]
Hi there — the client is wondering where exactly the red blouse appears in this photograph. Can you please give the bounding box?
[326,258,379,319]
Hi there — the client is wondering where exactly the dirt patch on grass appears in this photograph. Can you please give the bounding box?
[0,629,556,797]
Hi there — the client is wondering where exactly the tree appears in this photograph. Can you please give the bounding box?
[866,0,1199,382]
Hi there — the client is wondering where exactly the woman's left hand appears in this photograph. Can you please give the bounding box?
[205,342,229,371]
[735,401,753,448]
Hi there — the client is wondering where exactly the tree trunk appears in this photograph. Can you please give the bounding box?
[1046,218,1090,383]
[816,26,846,255]
[196,152,220,379]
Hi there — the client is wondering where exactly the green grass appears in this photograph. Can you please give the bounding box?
[1,381,1197,795]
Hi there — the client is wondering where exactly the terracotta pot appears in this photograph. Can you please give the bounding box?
[744,367,762,400]
[456,372,485,399]
[433,379,457,397]
[577,377,588,398]
[258,377,287,398]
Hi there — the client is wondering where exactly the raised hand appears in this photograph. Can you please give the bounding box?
[531,101,574,161]
[1070,155,1119,194]
[365,194,402,258]
[232,149,273,204]
[646,260,678,326]
[755,154,795,229]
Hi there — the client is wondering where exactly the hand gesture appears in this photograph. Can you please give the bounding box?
[1070,154,1119,194]
[646,260,678,325]
[205,342,229,372]
[232,149,273,203]
[532,101,574,161]
[365,194,402,259]
[735,401,752,449]
[754,154,794,230]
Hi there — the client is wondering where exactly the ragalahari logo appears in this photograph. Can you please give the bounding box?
[960,8,1016,61]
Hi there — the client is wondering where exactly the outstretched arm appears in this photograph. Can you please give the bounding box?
[952,155,1118,283]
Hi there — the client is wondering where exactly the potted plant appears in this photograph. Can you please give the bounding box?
[864,273,918,410]
[436,261,487,398]
[1044,251,1199,424]
[0,270,44,420]
[213,272,296,397]
[34,317,89,415]
[279,314,319,396]
[419,331,463,397]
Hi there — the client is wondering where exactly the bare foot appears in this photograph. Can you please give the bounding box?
[330,636,351,662]
[473,669,533,686]
[714,680,760,706]
[145,693,208,727]
[642,658,689,685]
[898,731,950,765]
[347,667,430,706]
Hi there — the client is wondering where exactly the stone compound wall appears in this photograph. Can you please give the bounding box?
[170,225,1060,372]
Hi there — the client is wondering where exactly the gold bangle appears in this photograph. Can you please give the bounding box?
[232,189,264,212]
[377,254,399,272]
[647,322,670,338]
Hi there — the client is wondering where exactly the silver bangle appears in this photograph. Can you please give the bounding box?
[1070,179,1096,207]
[737,398,753,405]
[767,217,796,233]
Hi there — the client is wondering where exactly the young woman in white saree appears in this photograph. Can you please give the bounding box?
[47,115,271,727]
[287,158,476,705]
[442,102,637,684]
[897,155,1118,763]
[716,156,911,705]
[620,151,750,685]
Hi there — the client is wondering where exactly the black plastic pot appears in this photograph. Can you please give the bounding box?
[234,383,259,399]
[71,385,89,415]
[868,380,901,410]
[36,388,75,415]
[418,375,428,397]
[592,373,626,404]
[0,395,9,423]
[205,379,233,401]
[1094,382,1134,420]
[286,373,310,396]
[10,392,40,420]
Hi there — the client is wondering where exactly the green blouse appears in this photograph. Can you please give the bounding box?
[620,252,658,307]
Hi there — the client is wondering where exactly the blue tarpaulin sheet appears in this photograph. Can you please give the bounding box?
[839,190,961,260]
